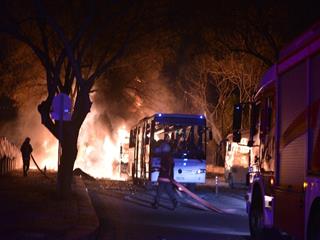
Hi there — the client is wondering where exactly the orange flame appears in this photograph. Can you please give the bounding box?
[34,105,129,180]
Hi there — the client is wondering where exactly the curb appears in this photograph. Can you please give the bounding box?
[65,176,99,240]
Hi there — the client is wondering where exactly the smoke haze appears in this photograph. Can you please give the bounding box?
[0,67,185,178]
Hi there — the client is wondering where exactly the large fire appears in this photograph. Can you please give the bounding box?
[32,105,130,180]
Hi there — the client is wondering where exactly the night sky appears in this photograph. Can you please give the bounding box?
[0,0,319,122]
[0,3,319,240]
[0,0,320,171]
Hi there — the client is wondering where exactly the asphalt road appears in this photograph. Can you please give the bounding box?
[86,180,250,240]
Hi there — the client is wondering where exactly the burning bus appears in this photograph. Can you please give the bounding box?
[128,113,212,185]
[224,131,257,188]
[120,138,130,177]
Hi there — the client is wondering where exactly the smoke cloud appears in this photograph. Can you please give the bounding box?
[0,61,185,179]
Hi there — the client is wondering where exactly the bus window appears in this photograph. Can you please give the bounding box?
[129,129,136,148]
[145,123,151,145]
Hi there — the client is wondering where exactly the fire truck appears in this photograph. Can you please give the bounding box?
[233,23,320,239]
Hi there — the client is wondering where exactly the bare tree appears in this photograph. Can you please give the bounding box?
[208,2,285,68]
[210,53,265,103]
[0,39,46,104]
[179,56,222,144]
[179,53,264,166]
[0,0,139,198]
[180,53,265,144]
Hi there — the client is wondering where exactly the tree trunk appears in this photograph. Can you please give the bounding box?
[56,122,79,199]
[38,91,91,199]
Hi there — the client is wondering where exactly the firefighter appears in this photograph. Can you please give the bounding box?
[177,133,187,152]
[152,133,178,210]
[20,137,33,177]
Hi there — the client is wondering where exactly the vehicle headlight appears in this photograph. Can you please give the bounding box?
[197,169,206,174]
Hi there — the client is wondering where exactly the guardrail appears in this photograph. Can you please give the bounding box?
[0,137,20,176]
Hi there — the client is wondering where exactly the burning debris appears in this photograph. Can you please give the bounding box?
[74,105,130,179]
[73,168,96,181]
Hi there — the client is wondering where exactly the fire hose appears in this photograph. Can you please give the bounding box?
[171,179,224,214]
[31,154,52,180]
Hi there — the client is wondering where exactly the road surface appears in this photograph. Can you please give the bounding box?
[86,179,251,240]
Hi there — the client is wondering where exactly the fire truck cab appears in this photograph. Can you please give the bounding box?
[233,23,320,240]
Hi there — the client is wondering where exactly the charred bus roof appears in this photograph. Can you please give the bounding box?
[153,113,206,126]
[135,113,206,127]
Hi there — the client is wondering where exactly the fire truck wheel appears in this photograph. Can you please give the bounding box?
[307,202,320,240]
[249,197,264,240]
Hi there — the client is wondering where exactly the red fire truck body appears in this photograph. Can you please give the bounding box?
[235,24,320,240]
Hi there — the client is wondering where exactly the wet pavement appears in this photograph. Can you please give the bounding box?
[86,179,250,240]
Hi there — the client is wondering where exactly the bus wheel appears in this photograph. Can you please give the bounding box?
[249,198,264,240]
[186,183,196,192]
[308,203,320,240]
